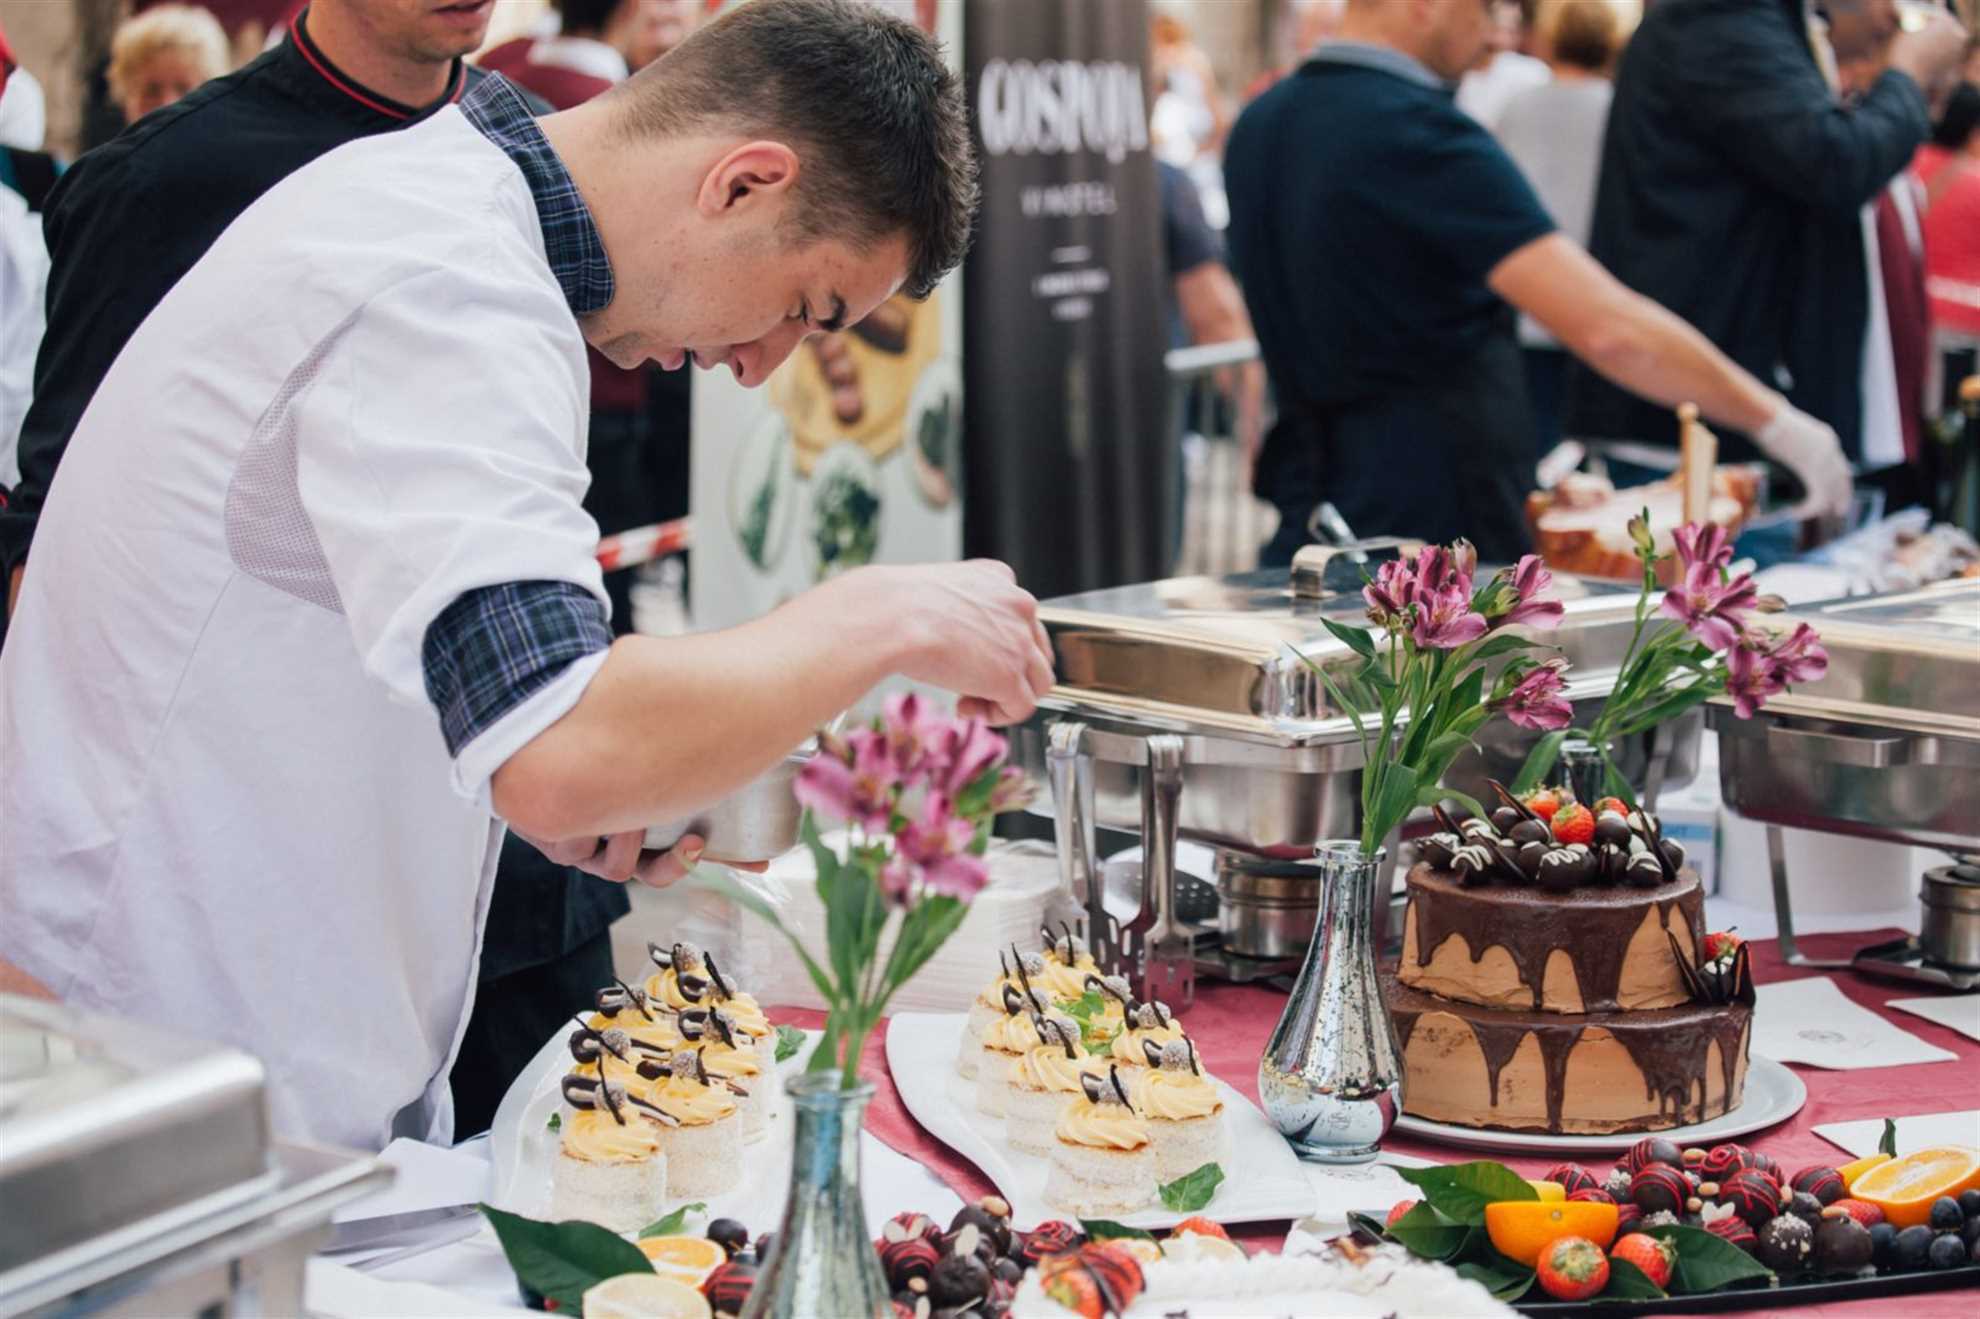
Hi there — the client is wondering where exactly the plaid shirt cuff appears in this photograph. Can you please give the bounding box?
[422,581,611,759]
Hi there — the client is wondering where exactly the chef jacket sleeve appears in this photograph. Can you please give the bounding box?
[1667,9,1929,215]
[291,262,611,805]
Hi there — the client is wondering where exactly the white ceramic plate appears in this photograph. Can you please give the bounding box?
[1389,1055,1808,1156]
[487,1023,819,1222]
[885,1012,1314,1230]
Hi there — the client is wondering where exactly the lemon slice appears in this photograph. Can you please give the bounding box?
[582,1273,713,1319]
[635,1235,726,1284]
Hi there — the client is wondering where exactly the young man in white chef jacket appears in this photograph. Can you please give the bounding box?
[0,0,1054,1151]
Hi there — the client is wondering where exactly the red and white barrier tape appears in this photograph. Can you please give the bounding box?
[596,517,691,572]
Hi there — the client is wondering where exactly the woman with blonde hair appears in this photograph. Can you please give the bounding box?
[108,5,229,126]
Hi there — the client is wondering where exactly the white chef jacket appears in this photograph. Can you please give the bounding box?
[0,106,610,1150]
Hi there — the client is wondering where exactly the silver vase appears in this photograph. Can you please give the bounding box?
[1257,842,1403,1163]
[741,1074,888,1319]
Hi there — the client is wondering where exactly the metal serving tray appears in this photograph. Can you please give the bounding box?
[1018,548,1695,856]
[1710,578,1980,853]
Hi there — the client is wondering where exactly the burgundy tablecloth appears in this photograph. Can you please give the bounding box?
[772,929,1978,1318]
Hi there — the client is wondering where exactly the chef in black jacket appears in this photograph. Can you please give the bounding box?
[1565,0,1968,470]
[0,0,630,1139]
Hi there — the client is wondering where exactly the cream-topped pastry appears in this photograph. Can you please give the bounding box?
[631,1048,744,1198]
[1004,1015,1102,1155]
[644,941,775,1066]
[1106,999,1184,1070]
[961,949,1031,1074]
[678,1007,771,1140]
[1129,1038,1226,1181]
[1044,1066,1155,1216]
[973,982,1051,1116]
[549,1075,668,1231]
[1036,925,1103,1001]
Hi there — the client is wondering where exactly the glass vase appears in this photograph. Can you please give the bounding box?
[1558,736,1614,807]
[741,1074,888,1319]
[1257,842,1403,1163]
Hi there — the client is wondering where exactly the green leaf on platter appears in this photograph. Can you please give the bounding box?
[773,1023,807,1064]
[545,1111,560,1131]
[1321,615,1378,659]
[638,1202,708,1239]
[1645,1223,1774,1294]
[1380,1201,1470,1260]
[1455,1259,1534,1301]
[1080,1219,1157,1243]
[1879,1117,1897,1157]
[1390,1161,1536,1226]
[1600,1255,1668,1300]
[480,1203,652,1313]
[1157,1163,1225,1213]
[1510,729,1569,796]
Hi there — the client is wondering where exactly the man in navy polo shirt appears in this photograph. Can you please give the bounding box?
[1226,0,1854,567]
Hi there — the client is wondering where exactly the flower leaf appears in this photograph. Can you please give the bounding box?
[1455,1259,1534,1301]
[638,1202,708,1238]
[773,1023,807,1063]
[480,1204,652,1312]
[1080,1219,1157,1242]
[1645,1223,1774,1294]
[1601,1255,1667,1299]
[1390,1161,1536,1226]
[1321,615,1378,659]
[1156,1162,1225,1212]
[545,1111,560,1131]
[1879,1117,1897,1157]
[1509,729,1568,795]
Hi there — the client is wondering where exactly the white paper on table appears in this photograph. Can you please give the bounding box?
[305,1258,506,1318]
[1751,976,1958,1069]
[332,1136,493,1223]
[1814,1111,1980,1158]
[1886,994,1980,1044]
[1282,1151,1443,1251]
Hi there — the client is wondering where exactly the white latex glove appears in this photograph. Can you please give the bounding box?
[1754,402,1854,520]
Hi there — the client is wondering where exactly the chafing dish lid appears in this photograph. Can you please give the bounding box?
[1038,549,1639,746]
[1715,579,1980,732]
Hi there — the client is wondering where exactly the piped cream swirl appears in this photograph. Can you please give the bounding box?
[1013,1044,1102,1093]
[1130,1067,1222,1120]
[1055,1098,1150,1150]
[561,1108,662,1162]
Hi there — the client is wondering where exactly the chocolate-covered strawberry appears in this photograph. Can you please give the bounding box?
[1625,1136,1684,1175]
[880,1236,940,1288]
[1631,1165,1691,1216]
[703,1261,757,1317]
[1699,1143,1755,1184]
[1018,1220,1083,1266]
[1791,1166,1846,1207]
[1722,1168,1784,1228]
[1706,1214,1759,1254]
[1547,1163,1601,1196]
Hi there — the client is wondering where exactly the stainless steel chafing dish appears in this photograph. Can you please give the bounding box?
[1708,577,1980,988]
[1020,545,1704,995]
[0,995,387,1317]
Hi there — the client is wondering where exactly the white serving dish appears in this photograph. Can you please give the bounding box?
[885,1012,1313,1230]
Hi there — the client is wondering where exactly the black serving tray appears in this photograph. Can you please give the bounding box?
[1512,1263,1980,1316]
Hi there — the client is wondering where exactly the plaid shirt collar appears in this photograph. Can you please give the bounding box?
[459,73,615,316]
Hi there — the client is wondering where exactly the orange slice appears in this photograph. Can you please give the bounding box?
[635,1235,727,1284]
[1484,1200,1619,1267]
[1848,1146,1980,1228]
[583,1273,711,1319]
[1838,1152,1893,1191]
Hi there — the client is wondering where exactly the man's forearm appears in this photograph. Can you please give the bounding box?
[490,568,920,840]
[1577,289,1780,437]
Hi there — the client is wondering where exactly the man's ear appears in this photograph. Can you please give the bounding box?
[696,141,801,216]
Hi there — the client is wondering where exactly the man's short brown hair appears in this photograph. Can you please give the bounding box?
[610,0,978,299]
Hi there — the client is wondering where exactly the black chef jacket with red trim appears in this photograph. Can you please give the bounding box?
[0,9,629,1033]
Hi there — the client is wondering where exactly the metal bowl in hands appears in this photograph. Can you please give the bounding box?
[641,748,811,863]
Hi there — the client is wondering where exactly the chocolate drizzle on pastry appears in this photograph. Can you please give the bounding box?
[594,980,656,1020]
[1405,863,1705,1013]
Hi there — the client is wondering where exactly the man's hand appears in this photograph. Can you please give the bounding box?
[7,564,21,619]
[518,829,707,889]
[1755,402,1855,519]
[854,560,1056,726]
[1888,9,1966,89]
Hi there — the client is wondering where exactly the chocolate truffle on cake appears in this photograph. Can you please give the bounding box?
[1722,1168,1783,1228]
[1418,832,1460,869]
[1791,1166,1846,1206]
[1758,1214,1815,1274]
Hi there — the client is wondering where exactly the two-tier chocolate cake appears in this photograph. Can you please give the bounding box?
[1387,793,1754,1135]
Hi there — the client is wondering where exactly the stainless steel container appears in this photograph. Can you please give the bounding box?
[1920,863,1980,970]
[1217,854,1326,960]
[0,995,387,1317]
[1709,579,1980,853]
[644,746,812,859]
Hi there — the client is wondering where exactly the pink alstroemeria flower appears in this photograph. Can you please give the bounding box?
[1498,659,1574,730]
[1363,557,1415,625]
[881,690,942,784]
[929,716,1008,797]
[1410,583,1489,650]
[1673,522,1735,572]
[1724,643,1785,719]
[897,793,989,899]
[1660,561,1758,652]
[793,727,898,832]
[1766,622,1829,686]
[1498,555,1565,629]
[988,765,1033,813]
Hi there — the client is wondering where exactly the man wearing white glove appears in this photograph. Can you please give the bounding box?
[1755,403,1855,519]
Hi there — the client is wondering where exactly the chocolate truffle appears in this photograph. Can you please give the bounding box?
[1815,1216,1874,1275]
[1791,1166,1846,1207]
[1593,812,1632,849]
[928,1254,989,1308]
[1518,840,1549,881]
[1722,1169,1784,1228]
[1509,818,1552,847]
[1625,1136,1685,1175]
[1018,1221,1083,1266]
[881,1237,940,1288]
[1699,1143,1755,1184]
[703,1261,757,1317]
[1631,1165,1691,1216]
[1547,1163,1600,1195]
[1707,1215,1759,1254]
[708,1218,751,1259]
[1787,1191,1826,1226]
[1419,832,1459,869]
[1758,1214,1815,1274]
[1491,806,1523,833]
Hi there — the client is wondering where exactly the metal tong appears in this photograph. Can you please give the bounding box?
[1127,734,1194,1009]
[1048,721,1119,972]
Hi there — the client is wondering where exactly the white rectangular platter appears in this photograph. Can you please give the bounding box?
[885,1011,1313,1231]
[487,1022,819,1226]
